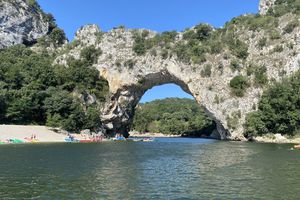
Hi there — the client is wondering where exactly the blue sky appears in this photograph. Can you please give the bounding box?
[37,0,260,102]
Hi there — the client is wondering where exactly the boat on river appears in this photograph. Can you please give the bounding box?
[8,139,24,144]
[294,144,300,149]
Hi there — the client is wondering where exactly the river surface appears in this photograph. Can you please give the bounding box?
[0,138,300,199]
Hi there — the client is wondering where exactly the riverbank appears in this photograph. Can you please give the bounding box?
[0,125,67,143]
[253,133,300,144]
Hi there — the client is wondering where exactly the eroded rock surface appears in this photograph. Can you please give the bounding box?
[0,0,49,49]
[56,11,300,140]
[259,0,276,15]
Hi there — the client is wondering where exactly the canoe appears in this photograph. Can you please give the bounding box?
[79,139,93,143]
[9,139,24,144]
[142,138,155,142]
[24,138,39,143]
[113,136,126,141]
[65,137,79,143]
[294,144,300,149]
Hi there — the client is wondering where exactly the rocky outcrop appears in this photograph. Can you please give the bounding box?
[259,0,276,15]
[0,0,49,49]
[55,11,300,140]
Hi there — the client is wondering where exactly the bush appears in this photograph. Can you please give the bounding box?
[230,59,241,71]
[80,45,102,65]
[257,37,267,48]
[0,45,109,132]
[229,39,249,59]
[229,75,249,97]
[245,71,300,137]
[201,64,212,77]
[283,20,299,34]
[254,65,268,86]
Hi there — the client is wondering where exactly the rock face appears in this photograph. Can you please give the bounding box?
[0,0,49,49]
[259,0,276,15]
[56,12,300,140]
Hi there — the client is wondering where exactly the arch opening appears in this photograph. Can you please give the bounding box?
[101,70,227,139]
[130,83,218,138]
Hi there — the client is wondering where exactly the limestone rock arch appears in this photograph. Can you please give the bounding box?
[54,0,300,140]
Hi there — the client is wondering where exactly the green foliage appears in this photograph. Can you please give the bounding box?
[245,71,300,137]
[226,111,241,131]
[271,0,300,16]
[283,20,299,34]
[269,30,281,40]
[201,64,212,77]
[80,45,102,65]
[254,65,268,86]
[229,75,249,97]
[0,45,109,132]
[230,59,241,72]
[124,59,136,69]
[228,39,249,59]
[132,98,215,136]
[183,24,213,41]
[49,28,66,45]
[273,45,284,52]
[258,37,267,48]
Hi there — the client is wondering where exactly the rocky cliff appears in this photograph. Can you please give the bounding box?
[0,0,50,49]
[259,0,276,15]
[54,0,299,140]
[2,0,299,140]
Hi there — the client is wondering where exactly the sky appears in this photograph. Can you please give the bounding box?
[37,0,260,102]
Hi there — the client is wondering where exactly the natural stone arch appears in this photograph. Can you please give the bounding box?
[54,0,300,141]
[100,69,229,139]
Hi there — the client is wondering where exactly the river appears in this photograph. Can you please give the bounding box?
[0,138,300,199]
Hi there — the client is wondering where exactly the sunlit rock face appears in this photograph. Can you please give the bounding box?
[0,0,49,49]
[56,15,300,140]
[259,0,276,15]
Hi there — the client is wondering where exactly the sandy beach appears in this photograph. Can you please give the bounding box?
[0,125,67,143]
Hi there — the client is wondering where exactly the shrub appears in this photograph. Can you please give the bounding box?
[245,71,300,137]
[201,64,212,77]
[124,59,136,69]
[230,59,241,71]
[229,39,249,59]
[254,65,268,86]
[283,20,299,34]
[80,45,102,65]
[273,45,284,52]
[258,37,267,48]
[194,24,213,41]
[229,75,249,97]
[269,30,281,40]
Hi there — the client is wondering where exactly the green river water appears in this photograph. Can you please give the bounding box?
[0,138,300,199]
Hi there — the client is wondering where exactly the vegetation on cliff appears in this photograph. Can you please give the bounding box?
[131,98,215,136]
[245,71,300,137]
[0,45,108,132]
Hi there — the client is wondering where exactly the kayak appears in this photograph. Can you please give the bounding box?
[24,138,39,143]
[113,136,126,141]
[142,138,155,142]
[294,144,300,149]
[79,139,93,143]
[65,137,79,143]
[0,141,5,144]
[9,139,24,144]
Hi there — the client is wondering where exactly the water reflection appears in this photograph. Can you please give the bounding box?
[1,139,300,199]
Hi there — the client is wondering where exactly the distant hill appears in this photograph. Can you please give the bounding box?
[131,98,215,137]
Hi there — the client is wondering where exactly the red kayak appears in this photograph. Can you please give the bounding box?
[294,145,300,149]
[79,139,93,143]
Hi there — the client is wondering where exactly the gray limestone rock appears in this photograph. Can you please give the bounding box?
[0,0,49,49]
